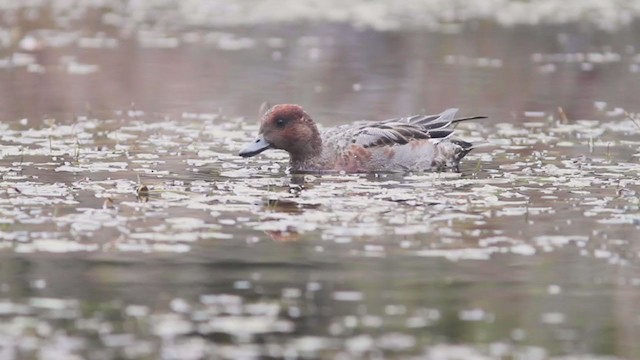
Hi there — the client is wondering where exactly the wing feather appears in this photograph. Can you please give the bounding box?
[353,108,470,148]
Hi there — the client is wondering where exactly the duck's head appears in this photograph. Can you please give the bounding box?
[239,104,321,161]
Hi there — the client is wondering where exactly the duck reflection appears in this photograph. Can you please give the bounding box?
[264,229,302,242]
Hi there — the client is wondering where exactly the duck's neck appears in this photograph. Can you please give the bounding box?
[290,126,323,170]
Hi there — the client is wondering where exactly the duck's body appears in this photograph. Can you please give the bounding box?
[239,104,484,173]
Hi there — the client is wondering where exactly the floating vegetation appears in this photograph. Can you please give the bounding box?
[1,1,639,33]
[0,98,637,357]
[136,184,150,202]
[1,105,638,262]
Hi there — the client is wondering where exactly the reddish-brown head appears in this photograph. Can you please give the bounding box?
[239,104,322,162]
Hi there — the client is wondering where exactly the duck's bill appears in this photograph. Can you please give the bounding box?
[239,134,272,157]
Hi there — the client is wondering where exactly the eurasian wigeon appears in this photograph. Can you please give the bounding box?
[239,104,486,172]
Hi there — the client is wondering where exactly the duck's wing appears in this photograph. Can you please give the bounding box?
[381,108,487,130]
[351,122,453,148]
[379,108,456,127]
[352,108,484,148]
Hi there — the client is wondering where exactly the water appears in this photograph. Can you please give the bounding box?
[1,2,640,359]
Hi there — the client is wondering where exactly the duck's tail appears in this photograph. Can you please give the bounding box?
[451,139,474,158]
[450,139,475,172]
[419,108,487,131]
[452,115,488,124]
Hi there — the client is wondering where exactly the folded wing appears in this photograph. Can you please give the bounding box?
[353,108,485,149]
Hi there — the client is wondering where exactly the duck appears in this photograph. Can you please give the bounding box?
[239,104,486,173]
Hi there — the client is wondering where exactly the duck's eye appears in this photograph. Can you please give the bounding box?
[275,118,288,128]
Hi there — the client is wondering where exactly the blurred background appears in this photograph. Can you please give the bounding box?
[1,0,639,123]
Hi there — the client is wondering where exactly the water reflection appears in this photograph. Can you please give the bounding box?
[1,250,638,358]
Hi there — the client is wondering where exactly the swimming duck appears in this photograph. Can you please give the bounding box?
[239,104,485,172]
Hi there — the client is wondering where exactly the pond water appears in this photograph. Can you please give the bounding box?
[1,2,640,359]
